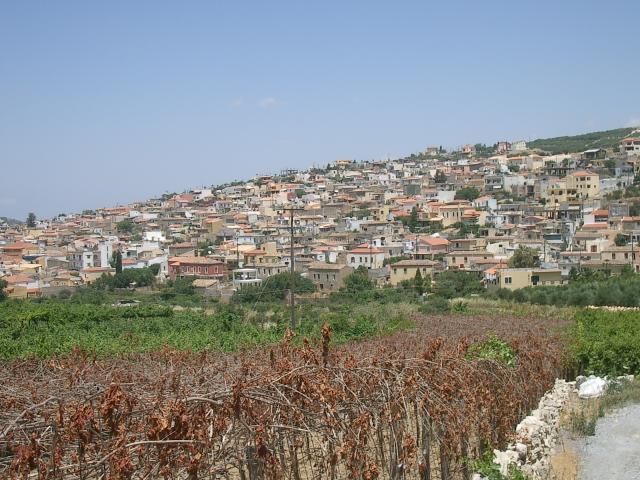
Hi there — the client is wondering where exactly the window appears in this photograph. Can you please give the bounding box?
[504,277,512,284]
[350,257,355,263]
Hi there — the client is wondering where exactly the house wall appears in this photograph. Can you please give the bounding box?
[169,263,225,280]
[309,267,352,292]
[346,252,385,269]
[389,265,433,286]
[566,173,600,199]
[498,269,563,290]
[445,252,492,269]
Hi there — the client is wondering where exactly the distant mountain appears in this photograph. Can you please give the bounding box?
[0,217,23,226]
[527,127,638,155]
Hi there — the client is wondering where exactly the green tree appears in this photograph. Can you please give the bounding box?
[434,271,484,299]
[198,240,213,257]
[232,272,315,303]
[114,251,123,275]
[94,266,156,289]
[408,207,419,233]
[433,171,447,184]
[116,219,135,234]
[455,220,480,237]
[569,266,580,282]
[383,256,410,266]
[342,266,374,293]
[353,209,371,219]
[604,159,616,175]
[508,245,541,268]
[0,278,7,301]
[454,187,481,202]
[26,212,36,228]
[414,269,425,296]
[615,233,629,247]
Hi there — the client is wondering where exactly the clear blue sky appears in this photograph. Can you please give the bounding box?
[1,0,639,219]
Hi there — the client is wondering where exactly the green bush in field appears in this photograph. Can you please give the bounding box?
[572,309,640,376]
[94,267,157,289]
[491,271,640,307]
[231,272,315,303]
[434,271,484,299]
[467,334,516,367]
[418,296,450,314]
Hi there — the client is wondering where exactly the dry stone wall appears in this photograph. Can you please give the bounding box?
[474,378,574,480]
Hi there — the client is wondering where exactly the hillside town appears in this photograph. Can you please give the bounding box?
[3,132,640,299]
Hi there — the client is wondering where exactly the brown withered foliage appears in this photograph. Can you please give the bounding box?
[0,314,568,479]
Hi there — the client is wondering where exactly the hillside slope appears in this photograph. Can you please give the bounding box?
[528,127,637,154]
[0,217,22,226]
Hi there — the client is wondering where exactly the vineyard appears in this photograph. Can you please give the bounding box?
[0,300,414,360]
[0,313,569,479]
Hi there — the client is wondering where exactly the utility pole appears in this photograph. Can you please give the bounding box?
[284,206,303,330]
[236,232,240,267]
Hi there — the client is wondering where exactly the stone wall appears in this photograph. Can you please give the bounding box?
[475,378,574,480]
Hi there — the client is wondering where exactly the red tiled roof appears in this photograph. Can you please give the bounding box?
[169,256,224,265]
[4,274,32,284]
[1,242,37,251]
[422,237,450,246]
[82,267,113,273]
[349,244,384,254]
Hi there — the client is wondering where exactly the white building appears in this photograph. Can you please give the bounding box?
[346,244,385,269]
[510,140,527,152]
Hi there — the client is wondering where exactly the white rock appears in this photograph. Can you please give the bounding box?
[578,376,608,399]
[493,449,519,476]
[515,442,527,460]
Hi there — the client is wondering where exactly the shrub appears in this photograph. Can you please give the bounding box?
[571,309,640,376]
[467,334,517,367]
[418,296,450,314]
[232,272,315,303]
[434,271,484,299]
